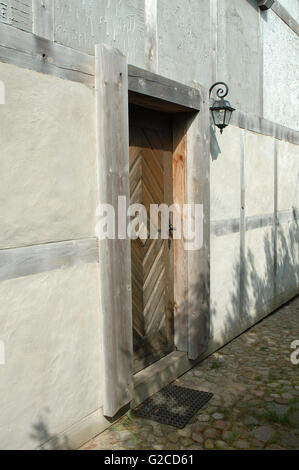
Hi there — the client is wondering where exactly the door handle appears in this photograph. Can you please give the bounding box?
[168,223,176,249]
[169,223,176,236]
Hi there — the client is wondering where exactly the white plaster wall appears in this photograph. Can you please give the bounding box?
[244,226,275,320]
[245,132,275,217]
[157,0,211,88]
[0,0,297,449]
[263,8,299,130]
[276,139,299,294]
[210,126,241,346]
[217,0,260,115]
[0,62,97,249]
[243,133,275,319]
[210,128,299,350]
[210,232,241,348]
[0,1,297,131]
[54,0,146,68]
[54,0,212,88]
[210,125,241,221]
[49,0,299,129]
[0,263,102,450]
[277,140,299,211]
[277,221,299,294]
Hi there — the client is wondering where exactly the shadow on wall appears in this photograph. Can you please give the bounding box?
[210,125,221,161]
[28,150,298,450]
[30,413,71,450]
[28,220,298,449]
[209,216,299,353]
[185,212,299,360]
[126,215,298,420]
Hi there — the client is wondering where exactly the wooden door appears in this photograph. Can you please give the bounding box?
[129,105,174,373]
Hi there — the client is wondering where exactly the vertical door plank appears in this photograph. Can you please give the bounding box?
[163,128,175,350]
[129,108,175,373]
[173,115,188,351]
[95,44,133,417]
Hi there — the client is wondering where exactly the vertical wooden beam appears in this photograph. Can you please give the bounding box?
[210,0,218,84]
[240,130,246,322]
[32,0,54,41]
[258,8,264,117]
[186,87,211,360]
[173,115,188,352]
[144,0,158,73]
[273,138,278,296]
[95,43,133,418]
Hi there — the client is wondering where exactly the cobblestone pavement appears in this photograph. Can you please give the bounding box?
[81,296,299,450]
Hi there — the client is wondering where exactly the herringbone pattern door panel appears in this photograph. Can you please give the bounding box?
[129,107,174,373]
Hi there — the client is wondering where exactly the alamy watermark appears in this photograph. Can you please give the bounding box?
[290,340,299,365]
[95,197,203,251]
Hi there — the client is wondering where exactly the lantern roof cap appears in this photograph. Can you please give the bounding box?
[210,98,235,112]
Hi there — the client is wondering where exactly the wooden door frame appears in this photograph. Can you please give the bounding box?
[95,44,210,418]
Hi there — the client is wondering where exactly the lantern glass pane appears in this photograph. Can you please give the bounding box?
[212,109,225,126]
[224,109,232,125]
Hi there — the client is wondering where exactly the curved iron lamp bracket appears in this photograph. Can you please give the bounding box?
[209,81,229,100]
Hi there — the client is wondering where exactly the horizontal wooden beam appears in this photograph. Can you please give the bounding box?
[0,22,296,145]
[129,91,194,113]
[211,209,298,237]
[0,238,98,282]
[128,64,201,111]
[231,110,299,145]
[0,22,94,86]
[272,1,299,36]
[278,208,298,224]
[128,66,298,144]
[211,217,240,237]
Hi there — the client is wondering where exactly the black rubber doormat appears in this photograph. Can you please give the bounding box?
[133,384,213,429]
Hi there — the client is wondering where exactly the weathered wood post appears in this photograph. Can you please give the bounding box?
[95,44,133,417]
[186,86,211,360]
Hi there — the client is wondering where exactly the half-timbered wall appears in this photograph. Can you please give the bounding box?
[51,0,299,129]
[0,61,104,449]
[210,125,299,352]
[0,0,298,451]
